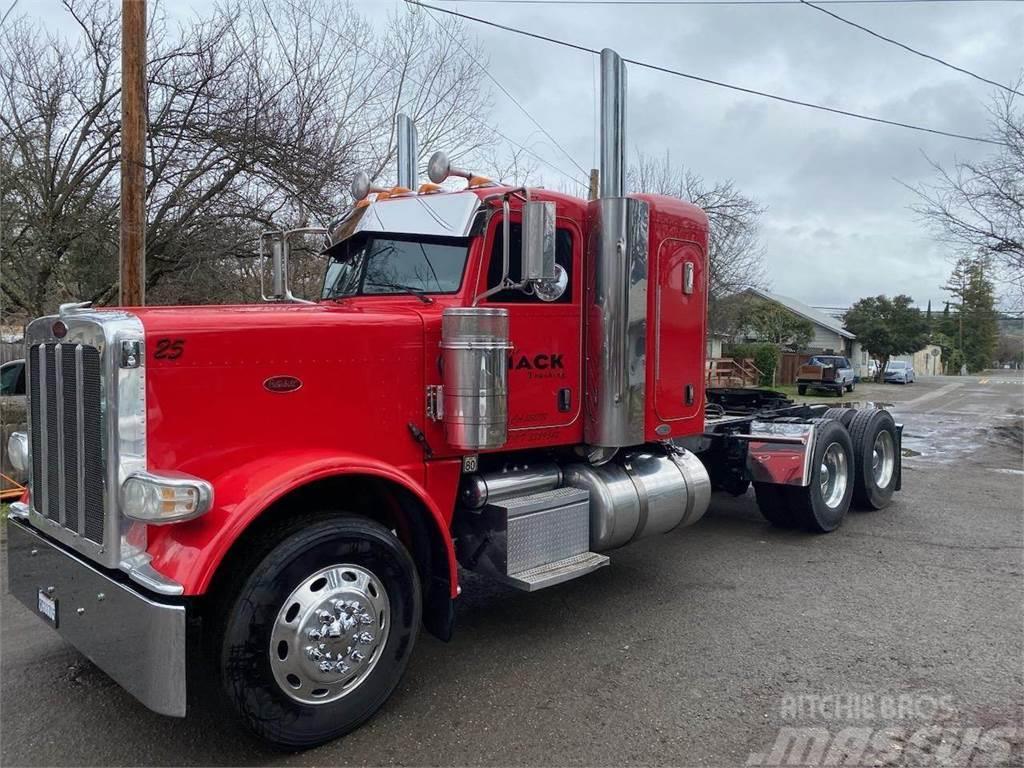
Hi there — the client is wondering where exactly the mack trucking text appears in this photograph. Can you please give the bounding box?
[5,50,902,748]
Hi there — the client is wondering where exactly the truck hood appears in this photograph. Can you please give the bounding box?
[127,301,432,478]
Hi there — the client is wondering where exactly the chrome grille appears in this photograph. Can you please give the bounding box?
[29,342,104,544]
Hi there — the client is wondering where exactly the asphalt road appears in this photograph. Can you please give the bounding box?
[2,374,1022,766]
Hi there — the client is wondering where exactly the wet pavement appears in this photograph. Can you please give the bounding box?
[2,373,1022,766]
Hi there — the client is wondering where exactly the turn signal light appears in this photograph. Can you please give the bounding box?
[121,471,213,524]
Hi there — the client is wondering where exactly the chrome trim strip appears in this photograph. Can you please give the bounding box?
[55,343,66,527]
[75,344,86,536]
[37,343,48,518]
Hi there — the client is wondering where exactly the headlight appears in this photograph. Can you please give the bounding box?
[7,431,28,475]
[121,471,213,524]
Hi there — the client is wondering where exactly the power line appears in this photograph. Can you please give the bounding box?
[800,0,1023,96]
[418,4,591,176]
[278,0,590,187]
[411,0,1007,146]
[429,0,1024,5]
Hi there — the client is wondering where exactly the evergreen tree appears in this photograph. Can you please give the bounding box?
[942,257,999,373]
[962,263,998,371]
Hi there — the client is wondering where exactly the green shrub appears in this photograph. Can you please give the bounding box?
[724,342,779,386]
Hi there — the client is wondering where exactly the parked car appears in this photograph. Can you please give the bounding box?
[0,358,25,396]
[883,360,916,384]
[796,355,856,396]
[867,359,880,379]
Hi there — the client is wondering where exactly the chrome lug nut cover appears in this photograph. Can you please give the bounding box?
[270,564,390,705]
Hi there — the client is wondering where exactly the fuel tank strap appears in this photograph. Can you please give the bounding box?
[621,459,650,545]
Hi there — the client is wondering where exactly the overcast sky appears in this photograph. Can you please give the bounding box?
[34,0,1024,310]
[374,0,1022,310]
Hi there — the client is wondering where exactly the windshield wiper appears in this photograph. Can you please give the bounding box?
[364,282,434,304]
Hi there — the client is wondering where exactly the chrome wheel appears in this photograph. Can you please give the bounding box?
[819,442,849,510]
[872,430,895,489]
[270,564,390,705]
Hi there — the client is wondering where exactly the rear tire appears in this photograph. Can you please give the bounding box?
[785,420,854,532]
[754,482,796,528]
[214,515,421,749]
[822,407,856,428]
[849,409,898,510]
[798,385,808,396]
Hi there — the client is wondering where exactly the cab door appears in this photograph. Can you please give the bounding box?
[479,215,583,449]
[653,238,707,432]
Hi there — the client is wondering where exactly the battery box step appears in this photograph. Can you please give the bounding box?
[505,551,609,592]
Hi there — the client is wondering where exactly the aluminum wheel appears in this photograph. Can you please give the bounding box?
[819,441,849,510]
[270,564,390,705]
[872,430,896,489]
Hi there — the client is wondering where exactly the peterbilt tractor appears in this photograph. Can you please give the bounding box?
[4,50,901,748]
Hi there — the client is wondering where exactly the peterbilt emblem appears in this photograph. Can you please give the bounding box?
[263,375,303,393]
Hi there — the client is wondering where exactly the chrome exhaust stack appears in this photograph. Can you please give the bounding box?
[599,48,627,199]
[396,112,418,190]
[586,48,651,449]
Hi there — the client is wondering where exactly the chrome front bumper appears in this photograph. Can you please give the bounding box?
[5,517,187,716]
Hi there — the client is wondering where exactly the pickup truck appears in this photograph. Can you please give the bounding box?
[796,355,856,397]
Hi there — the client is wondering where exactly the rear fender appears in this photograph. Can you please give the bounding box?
[144,450,458,598]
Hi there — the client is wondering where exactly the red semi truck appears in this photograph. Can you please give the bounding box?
[4,50,901,748]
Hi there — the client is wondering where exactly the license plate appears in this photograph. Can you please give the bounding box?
[37,589,58,627]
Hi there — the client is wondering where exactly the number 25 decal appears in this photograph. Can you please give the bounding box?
[154,338,185,361]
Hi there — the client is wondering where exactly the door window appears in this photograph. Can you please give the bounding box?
[484,223,573,303]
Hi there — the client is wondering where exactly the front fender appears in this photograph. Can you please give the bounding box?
[144,450,457,597]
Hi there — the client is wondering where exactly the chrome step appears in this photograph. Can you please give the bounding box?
[504,551,609,592]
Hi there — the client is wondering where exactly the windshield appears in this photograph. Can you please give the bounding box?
[888,361,907,370]
[322,233,469,300]
[0,361,23,395]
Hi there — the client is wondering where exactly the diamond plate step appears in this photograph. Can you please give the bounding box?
[503,551,609,592]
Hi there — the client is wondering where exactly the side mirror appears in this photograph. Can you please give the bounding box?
[521,201,556,282]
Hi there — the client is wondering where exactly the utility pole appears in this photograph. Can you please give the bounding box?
[588,169,599,201]
[120,0,146,306]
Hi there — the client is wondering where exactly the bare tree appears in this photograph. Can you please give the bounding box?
[0,0,494,314]
[911,86,1024,308]
[628,150,767,332]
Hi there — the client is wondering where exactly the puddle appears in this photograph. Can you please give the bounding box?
[842,401,896,410]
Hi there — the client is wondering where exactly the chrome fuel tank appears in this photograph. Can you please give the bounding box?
[563,447,710,551]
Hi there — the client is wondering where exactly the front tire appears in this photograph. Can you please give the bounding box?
[798,385,808,396]
[216,515,421,749]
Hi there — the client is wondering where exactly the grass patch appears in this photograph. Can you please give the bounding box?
[771,384,849,403]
